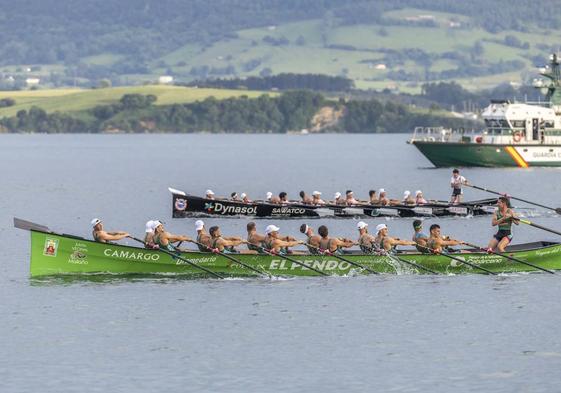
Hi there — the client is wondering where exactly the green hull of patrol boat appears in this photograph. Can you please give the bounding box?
[26,230,561,277]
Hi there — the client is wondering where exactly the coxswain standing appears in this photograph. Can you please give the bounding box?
[311,191,325,205]
[318,225,355,254]
[357,221,377,253]
[300,224,322,254]
[91,218,129,243]
[450,169,468,204]
[262,225,303,254]
[487,196,519,253]
[153,221,193,252]
[374,223,416,252]
[425,224,466,254]
[195,220,212,251]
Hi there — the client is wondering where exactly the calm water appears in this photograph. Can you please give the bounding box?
[2,134,561,392]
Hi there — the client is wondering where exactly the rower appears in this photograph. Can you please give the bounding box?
[153,221,193,252]
[378,189,390,206]
[487,196,518,253]
[334,192,345,205]
[374,223,416,252]
[262,225,303,254]
[426,224,466,254]
[246,222,266,252]
[450,169,468,204]
[267,191,280,204]
[345,190,359,205]
[230,192,239,201]
[206,189,215,200]
[368,190,379,204]
[195,219,212,251]
[144,220,158,249]
[415,190,428,205]
[299,190,313,204]
[357,221,377,253]
[241,193,251,203]
[318,225,354,254]
[279,192,289,204]
[402,191,415,205]
[411,219,429,252]
[91,218,129,243]
[300,223,321,254]
[208,225,256,254]
[312,191,325,205]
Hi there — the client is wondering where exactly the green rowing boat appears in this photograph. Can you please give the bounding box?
[19,221,561,278]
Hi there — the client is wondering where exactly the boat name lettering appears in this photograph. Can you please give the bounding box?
[271,207,306,215]
[213,202,257,215]
[448,206,468,215]
[103,248,160,261]
[535,246,561,257]
[175,256,217,265]
[269,259,350,271]
[532,151,560,158]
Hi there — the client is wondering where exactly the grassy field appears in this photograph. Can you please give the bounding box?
[0,85,274,117]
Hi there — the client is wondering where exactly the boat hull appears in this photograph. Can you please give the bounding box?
[172,193,495,219]
[29,231,561,278]
[412,141,561,167]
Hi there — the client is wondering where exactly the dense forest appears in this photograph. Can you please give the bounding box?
[0,0,558,67]
[0,91,477,134]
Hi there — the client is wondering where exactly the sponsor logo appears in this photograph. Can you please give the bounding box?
[448,206,468,215]
[210,202,258,215]
[69,242,89,264]
[175,256,217,266]
[271,207,306,215]
[174,198,187,211]
[369,209,381,217]
[269,259,350,271]
[413,207,433,215]
[43,238,59,257]
[103,248,161,262]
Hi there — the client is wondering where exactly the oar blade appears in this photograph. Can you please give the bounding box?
[13,217,51,233]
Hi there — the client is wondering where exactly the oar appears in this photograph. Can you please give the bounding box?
[190,239,273,278]
[517,218,561,237]
[466,184,561,214]
[464,242,555,274]
[129,236,225,279]
[259,247,329,276]
[417,244,497,275]
[303,243,379,275]
[383,251,440,275]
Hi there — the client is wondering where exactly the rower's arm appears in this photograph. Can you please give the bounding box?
[221,238,244,247]
[275,239,303,248]
[389,237,416,247]
[167,234,193,243]
[99,231,130,242]
[282,235,296,241]
[225,236,242,241]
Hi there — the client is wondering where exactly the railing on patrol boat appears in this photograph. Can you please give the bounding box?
[408,127,479,143]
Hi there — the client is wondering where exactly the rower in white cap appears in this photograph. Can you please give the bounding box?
[415,190,428,205]
[311,191,325,205]
[262,224,303,254]
[91,218,129,243]
[195,220,212,251]
[402,190,415,205]
[143,220,158,249]
[241,193,251,203]
[205,189,215,200]
[378,189,390,206]
[356,221,377,253]
[333,192,345,205]
[374,223,416,252]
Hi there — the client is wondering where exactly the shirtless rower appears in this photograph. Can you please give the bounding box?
[345,190,360,205]
[241,193,251,203]
[299,191,313,204]
[334,192,345,205]
[262,225,303,254]
[402,191,416,205]
[267,191,280,204]
[300,223,321,254]
[311,191,325,205]
[450,169,468,204]
[206,189,216,200]
[357,221,377,253]
[208,225,256,254]
[378,189,390,206]
[374,223,416,252]
[153,221,193,252]
[411,219,429,252]
[368,190,379,204]
[318,225,355,254]
[279,192,289,204]
[425,224,467,254]
[415,190,428,205]
[230,192,239,201]
[195,220,212,251]
[487,196,518,253]
[91,218,129,243]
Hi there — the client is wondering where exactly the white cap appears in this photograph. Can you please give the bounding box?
[375,223,387,234]
[206,189,215,195]
[415,190,422,196]
[334,192,341,199]
[312,191,321,196]
[195,220,204,231]
[145,220,155,233]
[241,193,247,199]
[266,192,273,199]
[357,221,368,230]
[153,220,163,229]
[91,218,101,227]
[404,190,411,198]
[379,188,385,194]
[265,224,280,234]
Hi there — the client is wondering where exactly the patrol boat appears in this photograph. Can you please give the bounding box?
[409,54,561,167]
